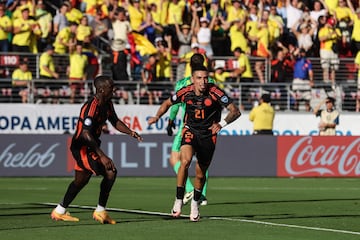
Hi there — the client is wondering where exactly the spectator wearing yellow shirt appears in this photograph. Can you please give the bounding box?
[12,6,38,52]
[11,0,35,20]
[213,61,234,91]
[167,0,185,26]
[76,15,93,44]
[149,2,162,25]
[35,1,52,52]
[156,35,173,82]
[318,17,341,85]
[268,5,285,45]
[245,4,260,55]
[39,45,61,103]
[249,93,275,135]
[40,45,58,80]
[12,60,32,103]
[64,1,83,24]
[54,21,78,54]
[334,0,354,44]
[0,3,12,52]
[127,0,146,32]
[325,0,339,15]
[229,18,249,53]
[68,43,88,103]
[233,47,254,110]
[226,0,247,26]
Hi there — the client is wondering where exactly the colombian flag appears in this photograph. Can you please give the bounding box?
[130,32,158,56]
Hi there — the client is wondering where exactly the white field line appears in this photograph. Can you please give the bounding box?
[41,202,360,236]
[210,217,360,236]
[210,187,360,191]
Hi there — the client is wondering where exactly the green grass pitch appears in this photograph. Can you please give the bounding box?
[0,177,359,240]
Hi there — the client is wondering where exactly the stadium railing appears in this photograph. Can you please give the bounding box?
[0,52,358,111]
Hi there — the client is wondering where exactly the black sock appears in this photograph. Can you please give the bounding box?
[99,174,116,207]
[176,186,185,200]
[61,181,83,208]
[193,189,202,202]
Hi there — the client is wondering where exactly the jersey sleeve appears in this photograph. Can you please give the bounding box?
[209,84,233,107]
[169,77,191,120]
[169,103,180,121]
[107,101,119,127]
[170,85,192,105]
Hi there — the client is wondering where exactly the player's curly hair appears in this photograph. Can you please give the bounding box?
[94,75,112,89]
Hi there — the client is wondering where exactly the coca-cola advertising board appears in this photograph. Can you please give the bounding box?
[277,136,360,177]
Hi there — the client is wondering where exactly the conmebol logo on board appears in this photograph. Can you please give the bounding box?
[277,136,360,177]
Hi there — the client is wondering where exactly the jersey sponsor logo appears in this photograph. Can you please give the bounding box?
[221,96,229,104]
[84,118,92,127]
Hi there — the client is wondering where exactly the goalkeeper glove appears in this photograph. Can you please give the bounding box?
[166,120,176,136]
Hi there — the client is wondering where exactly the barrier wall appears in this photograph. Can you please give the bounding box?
[0,104,360,135]
[0,134,358,177]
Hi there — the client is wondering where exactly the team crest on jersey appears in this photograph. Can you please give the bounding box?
[221,96,229,103]
[204,98,212,106]
[84,118,92,126]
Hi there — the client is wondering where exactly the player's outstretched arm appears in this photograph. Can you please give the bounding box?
[115,120,143,142]
[224,102,242,124]
[148,98,173,125]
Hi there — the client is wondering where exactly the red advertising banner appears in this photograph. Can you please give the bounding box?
[0,55,19,66]
[277,136,360,177]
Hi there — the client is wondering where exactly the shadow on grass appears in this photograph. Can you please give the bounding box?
[0,203,183,231]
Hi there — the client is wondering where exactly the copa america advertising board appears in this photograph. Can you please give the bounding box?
[0,104,359,135]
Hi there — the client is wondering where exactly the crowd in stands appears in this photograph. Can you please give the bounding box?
[0,0,360,111]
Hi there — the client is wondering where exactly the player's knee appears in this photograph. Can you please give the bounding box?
[74,179,89,189]
[196,173,206,183]
[106,168,117,180]
[181,160,192,169]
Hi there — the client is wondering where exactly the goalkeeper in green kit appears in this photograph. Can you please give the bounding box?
[166,53,214,206]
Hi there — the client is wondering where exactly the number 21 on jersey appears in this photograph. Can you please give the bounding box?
[195,109,205,119]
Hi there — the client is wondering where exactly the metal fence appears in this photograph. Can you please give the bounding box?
[0,52,358,111]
